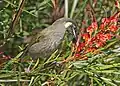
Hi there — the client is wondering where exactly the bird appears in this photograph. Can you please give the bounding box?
[24,18,78,60]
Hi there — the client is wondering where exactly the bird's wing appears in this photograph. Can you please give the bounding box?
[28,23,66,58]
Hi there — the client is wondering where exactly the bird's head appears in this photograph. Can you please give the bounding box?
[53,18,78,42]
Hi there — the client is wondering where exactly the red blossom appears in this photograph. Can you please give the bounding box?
[95,41,104,48]
[87,26,93,34]
[105,33,113,40]
[91,37,96,41]
[109,25,118,32]
[100,18,110,30]
[102,18,110,24]
[75,53,80,58]
[82,33,90,42]
[72,11,120,61]
[88,37,96,47]
[91,22,98,30]
[96,32,107,42]
[100,23,105,30]
[77,42,85,52]
[87,22,98,34]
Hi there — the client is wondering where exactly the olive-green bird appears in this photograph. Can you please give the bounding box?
[24,18,78,60]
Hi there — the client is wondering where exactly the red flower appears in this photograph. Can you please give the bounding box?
[75,53,80,58]
[82,33,90,42]
[96,32,107,42]
[95,41,104,48]
[91,22,98,30]
[87,26,93,34]
[77,42,85,52]
[102,18,110,24]
[100,23,105,30]
[88,37,96,47]
[87,22,98,34]
[109,25,118,32]
[105,33,113,40]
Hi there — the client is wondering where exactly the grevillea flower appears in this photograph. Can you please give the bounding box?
[87,22,98,34]
[102,18,110,24]
[91,22,98,30]
[95,41,104,48]
[96,32,107,43]
[100,23,105,30]
[109,25,118,32]
[100,18,110,30]
[82,33,90,42]
[87,26,94,34]
[77,42,85,52]
[105,33,113,40]
[71,11,120,61]
[75,53,80,58]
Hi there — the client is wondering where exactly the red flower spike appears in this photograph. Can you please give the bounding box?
[91,37,96,41]
[70,11,120,62]
[109,25,118,32]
